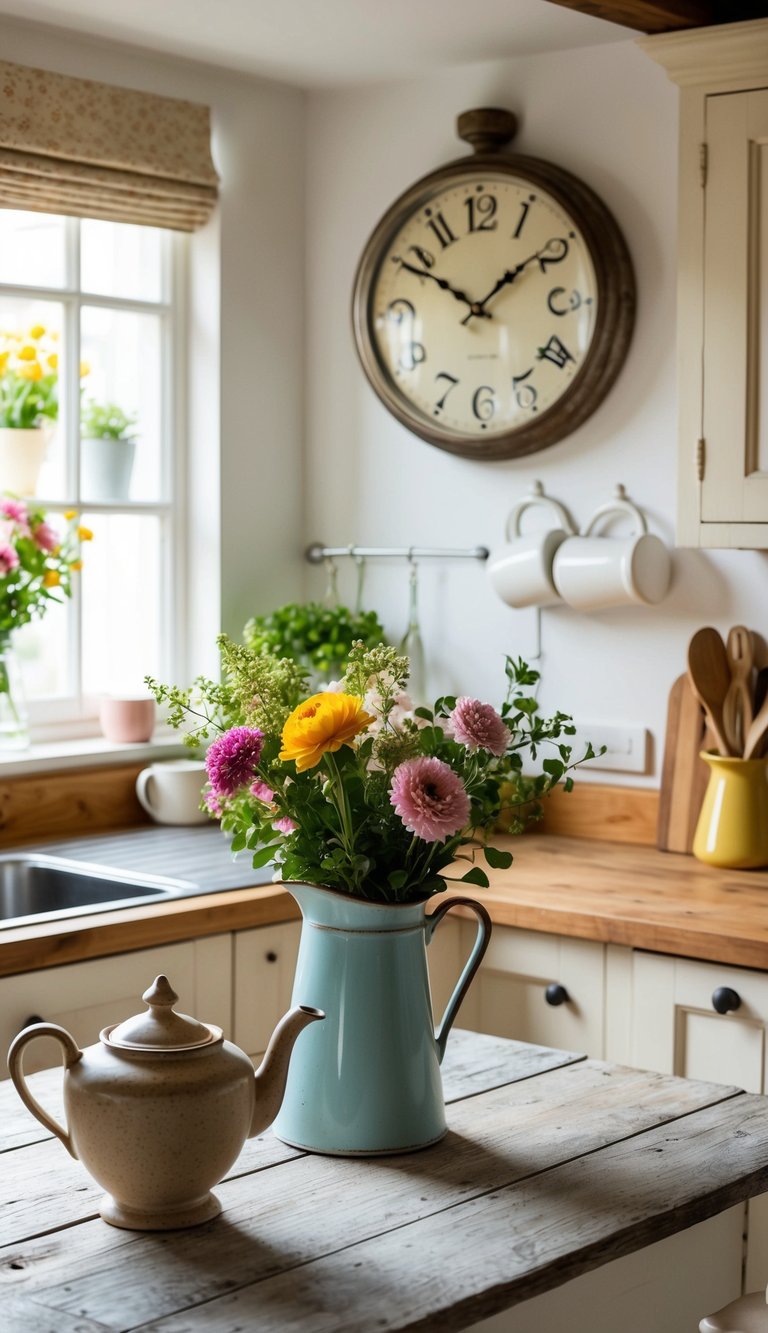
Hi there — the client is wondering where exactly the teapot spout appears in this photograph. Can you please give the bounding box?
[249,1004,324,1138]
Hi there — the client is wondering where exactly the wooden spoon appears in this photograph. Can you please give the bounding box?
[744,686,768,759]
[687,627,733,756]
[723,624,754,754]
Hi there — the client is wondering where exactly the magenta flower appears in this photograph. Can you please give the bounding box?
[205,726,264,799]
[273,815,297,834]
[203,790,222,817]
[0,498,28,528]
[32,521,58,553]
[0,543,19,575]
[251,779,275,803]
[390,756,470,843]
[450,697,509,757]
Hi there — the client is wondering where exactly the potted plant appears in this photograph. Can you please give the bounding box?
[0,326,61,495]
[80,399,138,503]
[243,601,388,686]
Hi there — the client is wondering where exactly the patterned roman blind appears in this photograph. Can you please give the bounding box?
[0,61,218,231]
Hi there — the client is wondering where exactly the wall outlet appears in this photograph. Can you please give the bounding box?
[569,723,650,774]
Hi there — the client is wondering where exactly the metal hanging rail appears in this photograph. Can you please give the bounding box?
[305,542,489,563]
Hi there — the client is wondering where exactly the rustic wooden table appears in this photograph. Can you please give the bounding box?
[3,1031,768,1333]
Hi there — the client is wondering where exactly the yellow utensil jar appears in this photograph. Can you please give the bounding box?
[693,752,768,869]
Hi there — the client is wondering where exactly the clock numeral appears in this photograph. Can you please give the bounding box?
[434,372,459,414]
[536,335,574,370]
[547,287,583,316]
[465,193,497,234]
[512,369,538,411]
[425,210,458,250]
[387,299,426,373]
[407,245,435,270]
[513,197,535,239]
[537,237,569,271]
[472,385,496,424]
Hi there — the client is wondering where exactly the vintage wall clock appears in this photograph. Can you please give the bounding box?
[351,108,636,461]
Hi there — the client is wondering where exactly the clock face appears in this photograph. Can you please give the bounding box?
[353,156,635,460]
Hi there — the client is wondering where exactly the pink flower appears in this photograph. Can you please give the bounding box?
[0,498,28,529]
[449,697,509,757]
[203,790,222,817]
[390,756,470,843]
[205,726,265,799]
[251,779,275,803]
[0,543,19,575]
[272,815,297,834]
[32,521,58,553]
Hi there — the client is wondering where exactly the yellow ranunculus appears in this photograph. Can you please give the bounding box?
[64,509,77,520]
[17,345,36,361]
[47,353,58,370]
[0,352,8,373]
[29,324,45,339]
[77,525,93,542]
[43,569,61,588]
[18,362,42,381]
[279,692,374,773]
[69,559,82,572]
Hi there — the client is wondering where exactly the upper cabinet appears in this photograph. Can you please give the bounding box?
[642,20,768,549]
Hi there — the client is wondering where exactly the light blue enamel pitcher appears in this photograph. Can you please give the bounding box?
[272,883,491,1156]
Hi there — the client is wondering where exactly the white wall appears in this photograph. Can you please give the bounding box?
[304,41,768,784]
[0,17,306,680]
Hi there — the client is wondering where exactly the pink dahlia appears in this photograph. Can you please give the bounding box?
[32,521,58,553]
[0,498,28,529]
[205,726,264,799]
[450,697,509,757]
[272,815,297,834]
[251,779,275,803]
[390,756,470,843]
[0,543,19,575]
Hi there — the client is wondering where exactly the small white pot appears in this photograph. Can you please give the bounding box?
[0,426,53,496]
[81,436,136,503]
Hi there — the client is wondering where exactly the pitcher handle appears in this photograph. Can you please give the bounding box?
[7,1023,82,1158]
[426,897,492,1063]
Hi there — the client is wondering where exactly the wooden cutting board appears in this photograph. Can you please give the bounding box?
[657,673,712,854]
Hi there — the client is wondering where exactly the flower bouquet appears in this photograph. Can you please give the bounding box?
[149,639,595,904]
[0,326,89,495]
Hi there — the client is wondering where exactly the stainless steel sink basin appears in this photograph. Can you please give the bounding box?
[0,854,191,928]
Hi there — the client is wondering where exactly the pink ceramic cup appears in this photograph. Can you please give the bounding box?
[98,697,156,744]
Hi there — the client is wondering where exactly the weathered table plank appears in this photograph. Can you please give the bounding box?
[0,1062,743,1331]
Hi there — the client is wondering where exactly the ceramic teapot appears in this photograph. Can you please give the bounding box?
[7,974,323,1231]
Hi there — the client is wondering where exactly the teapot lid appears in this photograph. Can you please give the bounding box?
[105,975,220,1052]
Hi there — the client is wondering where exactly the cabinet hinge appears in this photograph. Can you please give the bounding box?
[696,437,706,482]
[700,142,708,189]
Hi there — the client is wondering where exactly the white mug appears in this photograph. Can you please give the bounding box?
[136,759,209,826]
[487,483,575,609]
[552,490,671,612]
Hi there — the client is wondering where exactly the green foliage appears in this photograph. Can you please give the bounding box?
[243,601,387,678]
[81,399,137,441]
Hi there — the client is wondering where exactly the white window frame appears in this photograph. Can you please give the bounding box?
[0,214,187,742]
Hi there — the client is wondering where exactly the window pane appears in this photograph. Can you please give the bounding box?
[81,219,163,302]
[80,306,163,503]
[15,597,70,700]
[0,298,64,499]
[0,210,66,289]
[80,513,162,696]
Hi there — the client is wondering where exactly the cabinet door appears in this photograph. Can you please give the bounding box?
[458,925,605,1057]
[0,935,231,1076]
[233,922,301,1060]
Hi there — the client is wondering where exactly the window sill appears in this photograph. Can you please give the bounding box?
[0,732,189,778]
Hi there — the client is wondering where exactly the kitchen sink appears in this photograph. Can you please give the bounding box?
[0,854,191,928]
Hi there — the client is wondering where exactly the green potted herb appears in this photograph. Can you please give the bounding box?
[80,399,138,502]
[243,601,388,684]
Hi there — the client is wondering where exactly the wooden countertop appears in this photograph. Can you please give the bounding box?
[4,830,768,977]
[4,1031,768,1331]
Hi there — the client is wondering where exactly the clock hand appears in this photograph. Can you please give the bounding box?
[394,257,491,318]
[461,239,565,325]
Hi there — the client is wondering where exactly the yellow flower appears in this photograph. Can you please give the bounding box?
[29,324,45,339]
[77,526,93,542]
[64,509,77,520]
[43,569,61,588]
[0,352,8,373]
[69,559,82,572]
[47,353,58,371]
[17,345,36,361]
[18,362,42,381]
[79,360,90,378]
[279,692,374,773]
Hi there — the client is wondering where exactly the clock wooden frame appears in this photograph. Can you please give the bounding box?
[351,113,636,461]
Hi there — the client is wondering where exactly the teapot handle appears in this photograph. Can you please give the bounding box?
[7,1023,82,1159]
[426,897,492,1064]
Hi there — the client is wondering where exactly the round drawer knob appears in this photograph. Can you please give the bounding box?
[265,951,278,963]
[544,983,570,1007]
[712,986,741,1015]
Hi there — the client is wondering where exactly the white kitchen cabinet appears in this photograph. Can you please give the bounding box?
[458,923,606,1058]
[0,935,231,1076]
[233,921,302,1060]
[642,20,768,548]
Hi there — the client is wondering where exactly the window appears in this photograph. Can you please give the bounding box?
[0,208,184,735]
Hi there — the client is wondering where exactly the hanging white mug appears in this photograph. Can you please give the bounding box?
[487,482,575,609]
[552,488,671,612]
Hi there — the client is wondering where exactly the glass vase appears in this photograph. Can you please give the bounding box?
[0,642,29,749]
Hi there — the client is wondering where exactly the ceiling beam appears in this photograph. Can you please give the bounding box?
[541,1,767,33]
